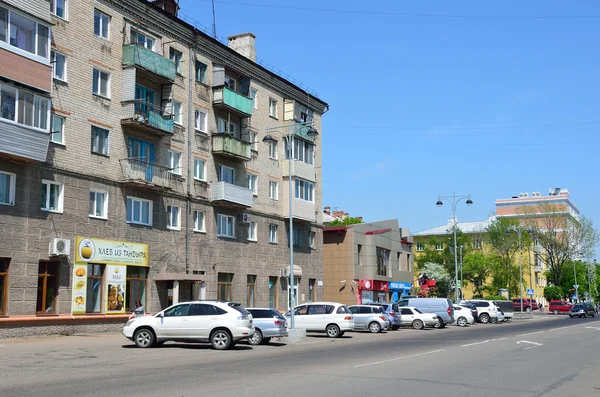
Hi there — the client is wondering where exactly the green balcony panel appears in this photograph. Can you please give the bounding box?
[212,134,251,161]
[122,44,176,81]
[213,87,253,116]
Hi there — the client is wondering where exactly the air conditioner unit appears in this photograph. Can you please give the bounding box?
[237,213,251,224]
[49,238,70,256]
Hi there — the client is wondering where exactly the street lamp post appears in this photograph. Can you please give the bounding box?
[263,121,318,331]
[507,225,531,313]
[459,245,463,300]
[574,261,578,303]
[436,193,473,303]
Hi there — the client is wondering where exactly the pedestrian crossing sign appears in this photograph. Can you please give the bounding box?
[526,288,535,296]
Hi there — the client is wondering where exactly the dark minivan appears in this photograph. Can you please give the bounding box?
[493,300,514,322]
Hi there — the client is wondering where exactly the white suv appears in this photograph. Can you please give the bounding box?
[123,301,254,350]
[285,302,354,338]
[460,300,501,324]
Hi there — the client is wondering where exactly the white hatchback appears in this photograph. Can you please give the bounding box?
[123,300,254,350]
[452,305,475,327]
[399,306,439,329]
[285,302,354,338]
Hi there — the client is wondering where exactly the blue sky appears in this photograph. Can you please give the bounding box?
[179,0,600,257]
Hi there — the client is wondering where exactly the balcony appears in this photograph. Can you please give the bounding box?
[210,182,253,208]
[283,160,316,182]
[119,158,172,190]
[211,134,252,161]
[535,266,543,273]
[212,86,253,117]
[283,199,316,223]
[122,44,176,82]
[121,100,174,135]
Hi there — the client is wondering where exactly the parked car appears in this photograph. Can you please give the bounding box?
[284,302,354,338]
[512,298,539,312]
[549,300,572,314]
[492,300,514,321]
[399,306,439,329]
[452,305,475,327]
[569,303,596,318]
[460,300,500,324]
[399,298,454,328]
[459,302,479,323]
[246,308,288,345]
[348,305,390,333]
[372,302,402,330]
[495,311,506,323]
[123,300,255,350]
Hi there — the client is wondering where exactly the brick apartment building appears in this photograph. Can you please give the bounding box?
[0,0,328,336]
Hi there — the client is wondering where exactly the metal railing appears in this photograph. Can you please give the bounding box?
[121,100,174,134]
[211,133,252,160]
[119,158,172,188]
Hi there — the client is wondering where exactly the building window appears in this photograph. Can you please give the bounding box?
[247,275,256,307]
[269,181,279,200]
[195,60,207,84]
[193,210,205,232]
[168,150,182,175]
[193,158,206,181]
[358,244,363,266]
[92,68,110,98]
[308,278,315,302]
[93,9,110,40]
[36,261,58,314]
[472,238,482,250]
[291,227,302,248]
[248,174,258,195]
[248,221,257,241]
[249,131,258,151]
[173,101,182,125]
[41,180,64,212]
[286,138,314,165]
[309,231,316,249]
[126,267,148,312]
[0,258,9,314]
[269,224,277,243]
[194,109,207,133]
[217,165,235,184]
[294,178,314,202]
[89,191,107,219]
[169,47,182,74]
[91,126,109,155]
[50,0,67,19]
[268,140,277,159]
[130,28,154,49]
[0,171,16,206]
[50,114,64,144]
[269,276,278,309]
[250,89,257,109]
[126,197,152,226]
[167,205,181,230]
[51,50,67,81]
[435,242,443,251]
[217,214,235,238]
[407,253,411,272]
[0,84,49,130]
[218,272,233,301]
[224,75,236,91]
[376,247,390,277]
[397,252,402,270]
[416,242,424,252]
[1,7,50,59]
[86,264,104,313]
[217,118,237,135]
[268,98,277,118]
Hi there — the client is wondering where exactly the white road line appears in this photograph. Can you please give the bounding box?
[585,327,600,331]
[353,349,446,368]
[517,331,545,337]
[548,324,585,332]
[498,338,507,341]
[517,340,543,346]
[525,346,534,350]
[462,340,490,347]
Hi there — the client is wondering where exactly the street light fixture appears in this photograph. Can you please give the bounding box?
[507,225,532,313]
[436,193,473,303]
[263,121,318,332]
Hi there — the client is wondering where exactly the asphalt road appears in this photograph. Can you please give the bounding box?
[2,315,600,397]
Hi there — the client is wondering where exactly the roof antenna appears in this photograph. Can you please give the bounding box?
[211,0,217,38]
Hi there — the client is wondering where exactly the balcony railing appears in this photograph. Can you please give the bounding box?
[212,86,253,117]
[119,158,172,189]
[121,100,174,134]
[210,182,253,208]
[535,266,543,273]
[122,44,176,81]
[211,133,252,161]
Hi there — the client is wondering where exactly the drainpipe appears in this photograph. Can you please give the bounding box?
[185,46,194,274]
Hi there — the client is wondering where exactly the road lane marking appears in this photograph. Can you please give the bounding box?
[548,324,586,332]
[585,327,600,331]
[353,349,446,368]
[517,340,543,346]
[498,338,507,341]
[517,331,544,337]
[525,346,534,350]
[462,340,490,347]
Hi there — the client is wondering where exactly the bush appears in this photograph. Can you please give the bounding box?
[544,286,564,302]
[483,295,507,300]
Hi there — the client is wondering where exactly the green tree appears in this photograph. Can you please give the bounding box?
[544,286,564,302]
[419,262,452,298]
[559,260,591,300]
[461,251,495,297]
[327,217,363,226]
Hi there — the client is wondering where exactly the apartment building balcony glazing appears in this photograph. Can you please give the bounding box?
[283,161,316,182]
[121,100,174,135]
[212,86,252,117]
[535,266,543,273]
[283,199,316,223]
[119,158,172,190]
[210,182,253,208]
[211,133,252,161]
[122,44,176,82]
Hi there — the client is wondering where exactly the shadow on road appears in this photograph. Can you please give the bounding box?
[121,343,253,351]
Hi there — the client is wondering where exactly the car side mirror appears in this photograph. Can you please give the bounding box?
[158,312,164,318]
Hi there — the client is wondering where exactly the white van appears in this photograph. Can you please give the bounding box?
[285,302,355,338]
[399,298,455,328]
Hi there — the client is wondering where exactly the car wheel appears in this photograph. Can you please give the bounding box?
[339,332,345,337]
[368,321,382,333]
[457,317,468,327]
[434,318,444,328]
[134,328,155,348]
[569,315,573,318]
[326,324,341,338]
[262,337,272,344]
[479,313,490,324]
[553,309,559,315]
[248,329,263,345]
[210,329,232,350]
[391,325,400,331]
[592,312,596,318]
[155,341,165,346]
[412,319,424,330]
[526,306,532,313]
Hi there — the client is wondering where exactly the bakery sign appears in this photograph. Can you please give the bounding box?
[75,236,149,267]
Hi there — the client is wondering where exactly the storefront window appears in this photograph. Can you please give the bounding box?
[0,258,9,314]
[36,261,59,314]
[268,276,277,309]
[86,264,104,313]
[308,278,315,302]
[126,267,148,311]
[218,272,233,302]
[247,275,256,307]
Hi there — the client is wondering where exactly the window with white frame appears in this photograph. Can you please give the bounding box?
[294,179,314,202]
[41,180,63,212]
[167,205,180,230]
[268,98,277,118]
[169,47,182,74]
[193,210,205,232]
[269,224,277,243]
[173,101,182,125]
[472,238,482,250]
[217,118,237,135]
[250,89,257,109]
[126,197,152,226]
[416,242,424,252]
[193,158,206,181]
[195,61,207,84]
[286,137,314,165]
[435,242,443,251]
[0,84,49,130]
[168,150,182,175]
[51,51,66,81]
[91,126,109,155]
[50,0,67,19]
[248,221,257,241]
[194,109,207,133]
[249,131,258,151]
[93,9,110,40]
[92,68,110,98]
[248,174,258,196]
[217,165,235,184]
[89,191,107,219]
[217,214,235,238]
[268,140,277,159]
[0,6,50,60]
[0,171,16,206]
[50,114,64,144]
[130,28,154,49]
[309,231,316,249]
[269,181,278,200]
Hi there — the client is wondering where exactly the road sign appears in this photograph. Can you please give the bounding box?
[457,281,461,288]
[526,288,535,296]
[572,294,578,300]
[574,285,579,289]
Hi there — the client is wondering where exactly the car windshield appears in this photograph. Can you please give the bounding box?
[414,308,423,314]
[572,305,584,310]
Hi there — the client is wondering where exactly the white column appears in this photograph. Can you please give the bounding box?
[200,281,206,300]
[173,280,180,305]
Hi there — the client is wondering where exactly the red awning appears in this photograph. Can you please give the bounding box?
[365,228,392,235]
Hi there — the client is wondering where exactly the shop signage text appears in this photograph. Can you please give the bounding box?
[75,236,149,267]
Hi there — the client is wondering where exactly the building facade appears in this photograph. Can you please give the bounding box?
[323,220,414,306]
[0,0,328,336]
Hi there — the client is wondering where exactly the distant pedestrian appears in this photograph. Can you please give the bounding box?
[539,303,543,312]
